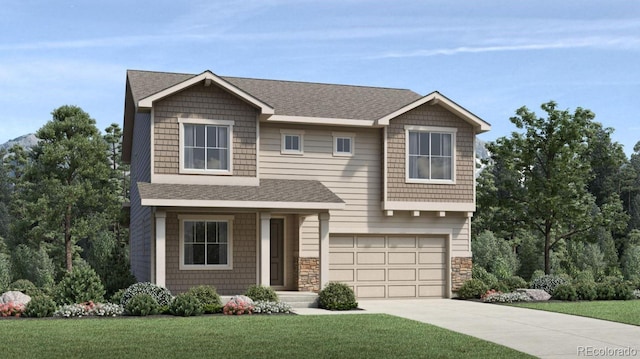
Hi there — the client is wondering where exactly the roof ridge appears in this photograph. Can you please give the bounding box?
[223,75,417,93]
[127,69,196,77]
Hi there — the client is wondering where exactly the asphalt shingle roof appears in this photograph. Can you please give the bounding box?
[137,179,344,205]
[127,70,422,121]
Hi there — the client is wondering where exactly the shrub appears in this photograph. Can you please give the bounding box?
[244,285,279,302]
[0,253,11,294]
[529,275,569,294]
[54,264,105,305]
[24,295,57,318]
[500,276,528,292]
[170,293,204,317]
[472,266,499,289]
[471,231,519,279]
[574,281,598,301]
[54,303,90,318]
[186,285,222,313]
[482,292,531,303]
[0,301,25,317]
[596,282,616,300]
[92,302,124,317]
[634,289,640,299]
[7,279,41,296]
[573,270,595,284]
[457,279,488,299]
[10,244,55,289]
[614,281,635,300]
[318,282,358,310]
[252,301,292,314]
[121,282,173,308]
[53,302,123,318]
[125,294,159,316]
[530,270,546,281]
[621,244,640,281]
[110,288,126,305]
[223,295,254,315]
[552,284,577,301]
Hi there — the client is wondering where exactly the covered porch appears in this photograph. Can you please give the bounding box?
[137,179,344,295]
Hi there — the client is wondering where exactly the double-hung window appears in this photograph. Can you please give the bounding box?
[180,118,233,174]
[406,126,456,183]
[332,132,355,157]
[180,215,233,270]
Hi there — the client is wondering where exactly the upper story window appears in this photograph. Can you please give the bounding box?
[179,215,233,270]
[179,118,234,174]
[332,132,355,157]
[281,130,304,155]
[405,125,456,183]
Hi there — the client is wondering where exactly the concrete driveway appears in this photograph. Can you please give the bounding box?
[355,299,640,359]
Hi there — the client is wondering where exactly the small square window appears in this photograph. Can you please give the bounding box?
[180,216,233,270]
[332,132,355,157]
[281,131,304,155]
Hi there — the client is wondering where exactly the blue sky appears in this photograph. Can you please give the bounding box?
[1,0,639,155]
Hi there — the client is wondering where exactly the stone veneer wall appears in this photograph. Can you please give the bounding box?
[386,104,475,202]
[451,257,472,292]
[296,257,320,292]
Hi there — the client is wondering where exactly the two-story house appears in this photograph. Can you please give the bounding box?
[122,69,490,299]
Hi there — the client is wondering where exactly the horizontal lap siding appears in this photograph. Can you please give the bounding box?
[259,124,470,257]
[130,112,152,281]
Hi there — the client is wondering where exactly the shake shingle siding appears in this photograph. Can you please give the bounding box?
[153,83,258,176]
[387,104,475,203]
[130,112,152,281]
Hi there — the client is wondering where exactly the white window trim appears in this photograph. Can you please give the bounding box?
[280,129,305,155]
[332,131,355,157]
[404,125,457,184]
[178,214,234,270]
[178,118,234,175]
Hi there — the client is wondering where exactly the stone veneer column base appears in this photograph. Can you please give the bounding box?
[295,257,320,292]
[451,257,472,292]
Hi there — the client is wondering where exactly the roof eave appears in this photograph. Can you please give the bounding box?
[376,92,491,133]
[137,70,275,115]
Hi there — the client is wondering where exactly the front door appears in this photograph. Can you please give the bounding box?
[270,218,285,286]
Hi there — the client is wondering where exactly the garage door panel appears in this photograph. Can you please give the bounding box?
[330,269,354,282]
[357,236,385,248]
[388,237,416,248]
[388,285,416,298]
[388,252,416,264]
[357,285,386,298]
[330,252,354,265]
[329,234,447,299]
[389,268,416,281]
[357,252,385,265]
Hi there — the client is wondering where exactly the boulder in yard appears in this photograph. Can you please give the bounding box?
[0,291,32,306]
[516,288,551,301]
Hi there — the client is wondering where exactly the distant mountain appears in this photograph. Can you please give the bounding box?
[0,134,38,152]
[475,138,490,177]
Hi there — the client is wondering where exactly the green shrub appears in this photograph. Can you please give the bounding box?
[24,295,57,318]
[0,253,11,293]
[500,276,528,292]
[121,282,173,308]
[573,270,595,284]
[318,282,358,310]
[186,285,222,313]
[471,231,519,279]
[10,244,55,289]
[457,279,489,299]
[109,288,126,305]
[575,282,598,301]
[552,284,577,301]
[614,281,635,300]
[244,285,278,302]
[596,282,616,300]
[170,292,204,317]
[529,275,569,294]
[530,270,546,281]
[472,266,498,289]
[7,279,41,296]
[54,264,105,305]
[125,294,159,316]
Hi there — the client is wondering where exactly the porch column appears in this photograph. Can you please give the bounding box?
[260,212,271,286]
[155,210,166,288]
[319,212,330,289]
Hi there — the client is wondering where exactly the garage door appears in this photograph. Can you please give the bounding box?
[329,235,447,298]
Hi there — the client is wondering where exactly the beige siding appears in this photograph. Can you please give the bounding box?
[259,123,470,258]
[130,112,152,281]
[153,82,258,177]
[387,104,475,202]
[164,212,257,295]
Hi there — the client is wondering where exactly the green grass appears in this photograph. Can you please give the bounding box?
[0,314,533,358]
[512,300,640,326]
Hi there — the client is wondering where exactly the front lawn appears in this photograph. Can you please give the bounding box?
[0,314,532,358]
[512,300,640,326]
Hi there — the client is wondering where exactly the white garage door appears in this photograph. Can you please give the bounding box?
[329,235,447,298]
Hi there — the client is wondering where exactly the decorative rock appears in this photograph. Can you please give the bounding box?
[228,295,254,306]
[517,288,551,301]
[0,291,32,306]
